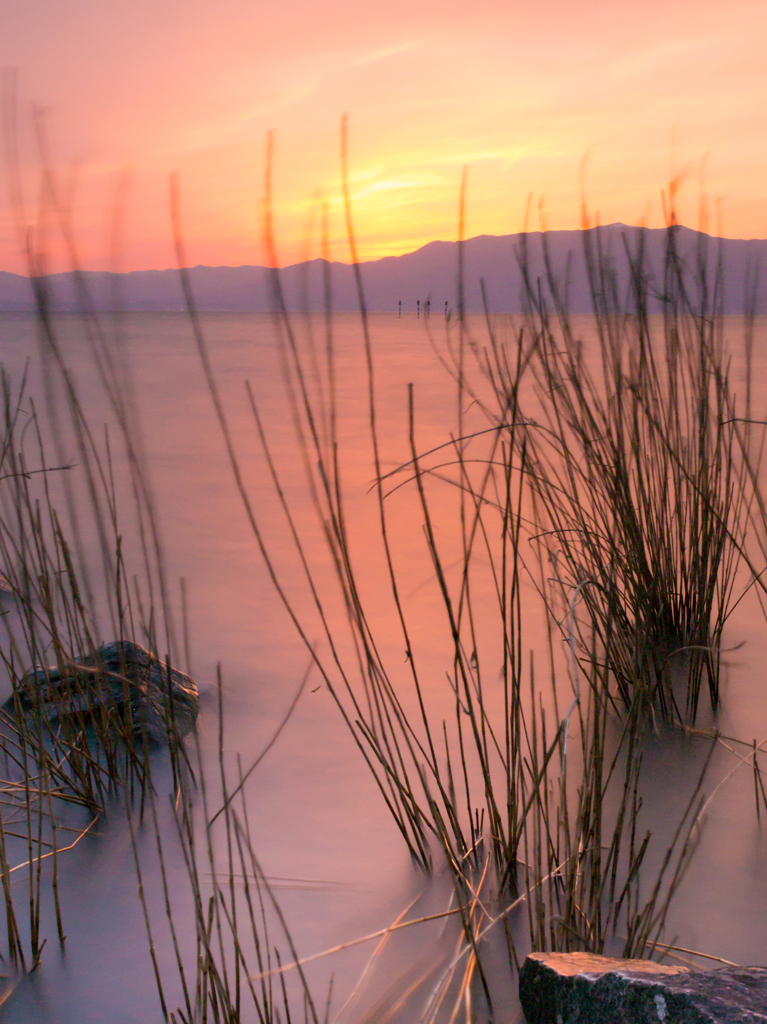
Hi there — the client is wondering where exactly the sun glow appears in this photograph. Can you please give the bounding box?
[1,0,766,273]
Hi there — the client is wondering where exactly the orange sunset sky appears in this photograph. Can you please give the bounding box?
[1,0,766,274]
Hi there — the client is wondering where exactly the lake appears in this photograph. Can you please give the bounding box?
[0,309,765,1023]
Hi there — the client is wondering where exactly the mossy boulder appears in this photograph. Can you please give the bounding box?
[4,640,199,745]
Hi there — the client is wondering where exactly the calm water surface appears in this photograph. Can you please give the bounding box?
[0,311,764,1022]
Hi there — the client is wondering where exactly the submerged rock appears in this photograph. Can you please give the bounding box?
[519,951,767,1024]
[4,640,199,745]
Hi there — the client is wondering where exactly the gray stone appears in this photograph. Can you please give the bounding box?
[519,951,767,1024]
[4,640,199,745]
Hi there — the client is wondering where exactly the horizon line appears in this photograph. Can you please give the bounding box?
[2,221,766,279]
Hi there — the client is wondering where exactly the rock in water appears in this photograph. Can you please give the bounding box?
[519,951,767,1024]
[4,640,199,745]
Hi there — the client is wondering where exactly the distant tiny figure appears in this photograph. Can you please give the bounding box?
[444,301,448,317]
[398,300,401,318]
[417,299,420,318]
[425,299,430,318]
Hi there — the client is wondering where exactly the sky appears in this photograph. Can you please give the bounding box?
[1,0,766,273]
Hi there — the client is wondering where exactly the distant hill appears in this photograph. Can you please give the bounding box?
[1,224,765,314]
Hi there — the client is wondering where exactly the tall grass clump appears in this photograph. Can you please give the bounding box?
[506,213,754,724]
[0,294,173,974]
[172,134,718,1022]
[0,299,323,1024]
[0,344,318,1020]
[0,101,191,971]
[0,94,334,1023]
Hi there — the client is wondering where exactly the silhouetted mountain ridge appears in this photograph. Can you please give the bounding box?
[0,224,764,314]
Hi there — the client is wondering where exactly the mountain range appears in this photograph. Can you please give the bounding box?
[0,223,764,315]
